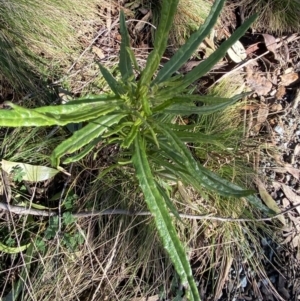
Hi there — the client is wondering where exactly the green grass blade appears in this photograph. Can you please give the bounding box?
[138,0,180,89]
[119,10,134,81]
[160,14,258,96]
[152,0,225,85]
[51,114,125,167]
[132,133,200,301]
[98,63,125,95]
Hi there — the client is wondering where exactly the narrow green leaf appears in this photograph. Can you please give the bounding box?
[51,114,125,167]
[159,14,258,97]
[138,0,180,89]
[41,104,121,125]
[152,0,225,85]
[245,194,273,214]
[2,242,34,301]
[126,46,141,72]
[119,11,134,81]
[63,136,102,164]
[0,241,30,254]
[170,130,225,146]
[132,134,200,301]
[152,93,247,113]
[162,93,244,115]
[168,94,250,104]
[156,125,254,197]
[97,164,120,179]
[98,63,125,95]
[69,94,121,102]
[181,14,257,88]
[102,121,133,138]
[1,102,122,127]
[121,124,139,148]
[155,180,183,222]
[1,103,60,127]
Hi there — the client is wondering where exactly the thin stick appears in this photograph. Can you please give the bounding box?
[67,18,119,74]
[211,51,269,86]
[1,201,299,222]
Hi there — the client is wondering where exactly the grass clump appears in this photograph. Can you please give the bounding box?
[151,0,212,49]
[235,0,300,33]
[0,0,113,92]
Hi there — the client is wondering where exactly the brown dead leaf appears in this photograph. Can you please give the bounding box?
[246,42,260,55]
[270,103,283,112]
[275,85,286,100]
[214,255,233,301]
[272,181,282,191]
[262,34,278,59]
[240,104,258,111]
[292,235,300,248]
[280,72,299,86]
[280,183,300,214]
[246,71,273,96]
[294,144,300,156]
[282,198,290,208]
[134,10,152,34]
[283,163,300,180]
[256,104,269,123]
[256,178,285,225]
[92,46,105,59]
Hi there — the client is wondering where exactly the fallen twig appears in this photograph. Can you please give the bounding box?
[1,201,300,222]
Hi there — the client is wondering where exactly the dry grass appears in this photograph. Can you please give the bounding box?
[150,0,211,49]
[233,0,300,33]
[0,0,122,94]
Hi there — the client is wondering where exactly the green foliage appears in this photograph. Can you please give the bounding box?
[44,216,59,240]
[10,165,26,182]
[0,1,260,299]
[63,193,78,210]
[43,214,84,251]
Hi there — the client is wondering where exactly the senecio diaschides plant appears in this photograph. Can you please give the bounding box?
[0,1,265,300]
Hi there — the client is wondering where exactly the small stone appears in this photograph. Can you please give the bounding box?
[274,125,284,135]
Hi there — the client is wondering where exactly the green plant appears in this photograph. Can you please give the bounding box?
[0,0,262,299]
[10,165,26,182]
[43,214,84,251]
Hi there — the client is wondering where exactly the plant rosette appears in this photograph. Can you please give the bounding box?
[0,1,265,300]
